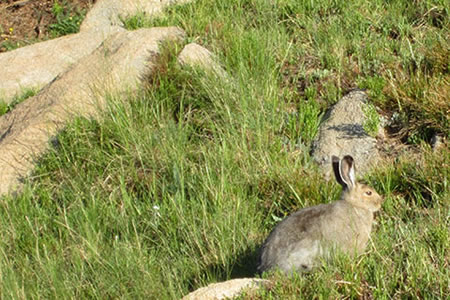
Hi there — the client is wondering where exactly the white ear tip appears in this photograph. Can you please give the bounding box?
[348,166,356,185]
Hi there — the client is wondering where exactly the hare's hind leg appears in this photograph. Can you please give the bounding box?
[279,239,321,273]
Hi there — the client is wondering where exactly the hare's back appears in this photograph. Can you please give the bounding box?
[272,203,333,242]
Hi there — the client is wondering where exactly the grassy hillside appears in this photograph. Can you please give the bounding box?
[0,0,448,298]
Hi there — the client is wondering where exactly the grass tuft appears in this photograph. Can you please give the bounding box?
[0,87,38,116]
[49,0,86,37]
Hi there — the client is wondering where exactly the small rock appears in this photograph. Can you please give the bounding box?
[311,90,380,178]
[178,43,227,78]
[431,133,445,152]
[182,278,270,300]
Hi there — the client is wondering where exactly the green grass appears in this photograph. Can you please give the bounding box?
[49,0,86,38]
[1,0,449,298]
[362,102,381,137]
[0,87,38,116]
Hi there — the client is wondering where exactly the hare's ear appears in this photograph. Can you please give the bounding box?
[332,156,346,187]
[339,155,356,189]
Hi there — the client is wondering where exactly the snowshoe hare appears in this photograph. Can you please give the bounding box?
[258,155,383,274]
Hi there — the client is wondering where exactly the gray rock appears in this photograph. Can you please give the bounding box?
[182,278,270,300]
[311,90,379,178]
[0,27,185,195]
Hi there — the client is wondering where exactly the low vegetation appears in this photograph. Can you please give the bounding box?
[48,0,86,37]
[0,0,88,52]
[0,88,37,116]
[0,0,448,298]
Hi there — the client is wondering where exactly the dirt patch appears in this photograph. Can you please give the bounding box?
[0,0,95,52]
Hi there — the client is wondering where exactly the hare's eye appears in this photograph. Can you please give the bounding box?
[365,190,372,196]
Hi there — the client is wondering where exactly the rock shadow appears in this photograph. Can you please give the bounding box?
[327,123,369,139]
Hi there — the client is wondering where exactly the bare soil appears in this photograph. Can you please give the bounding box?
[0,0,95,52]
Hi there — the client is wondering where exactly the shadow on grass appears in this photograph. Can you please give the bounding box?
[230,246,261,279]
[185,246,261,292]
